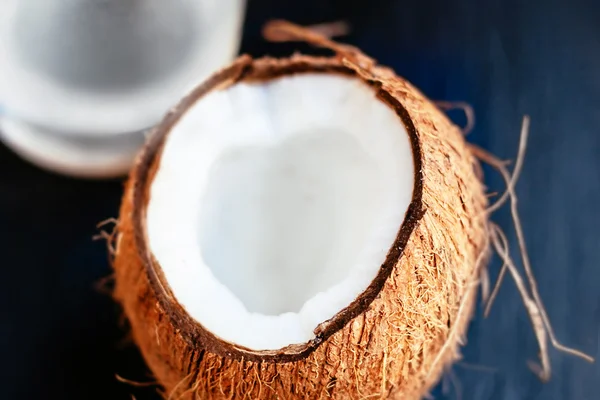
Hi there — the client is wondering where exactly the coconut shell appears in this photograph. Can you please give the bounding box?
[113,30,488,399]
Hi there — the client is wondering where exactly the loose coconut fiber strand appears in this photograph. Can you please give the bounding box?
[467,119,593,381]
[112,21,489,399]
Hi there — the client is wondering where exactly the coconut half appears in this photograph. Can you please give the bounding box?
[114,29,488,399]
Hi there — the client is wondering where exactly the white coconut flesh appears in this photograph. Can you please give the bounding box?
[147,73,414,350]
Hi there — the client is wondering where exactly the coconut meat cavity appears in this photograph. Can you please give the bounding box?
[146,73,414,350]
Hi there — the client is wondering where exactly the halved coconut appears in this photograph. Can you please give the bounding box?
[114,32,487,399]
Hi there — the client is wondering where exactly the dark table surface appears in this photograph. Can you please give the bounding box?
[1,1,599,399]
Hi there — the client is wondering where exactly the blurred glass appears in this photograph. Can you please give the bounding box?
[0,0,246,177]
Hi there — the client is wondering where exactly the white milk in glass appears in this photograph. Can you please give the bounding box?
[0,0,246,177]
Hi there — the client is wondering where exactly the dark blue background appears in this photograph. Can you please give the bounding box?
[1,1,598,398]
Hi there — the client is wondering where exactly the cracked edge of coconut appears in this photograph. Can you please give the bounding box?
[128,55,428,361]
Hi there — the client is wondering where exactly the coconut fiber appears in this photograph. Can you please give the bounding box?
[113,22,488,399]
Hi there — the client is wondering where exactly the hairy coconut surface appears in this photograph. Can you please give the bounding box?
[113,31,488,399]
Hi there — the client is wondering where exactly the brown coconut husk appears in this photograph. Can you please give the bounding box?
[112,21,489,399]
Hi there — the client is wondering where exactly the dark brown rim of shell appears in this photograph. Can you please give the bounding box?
[129,21,425,363]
